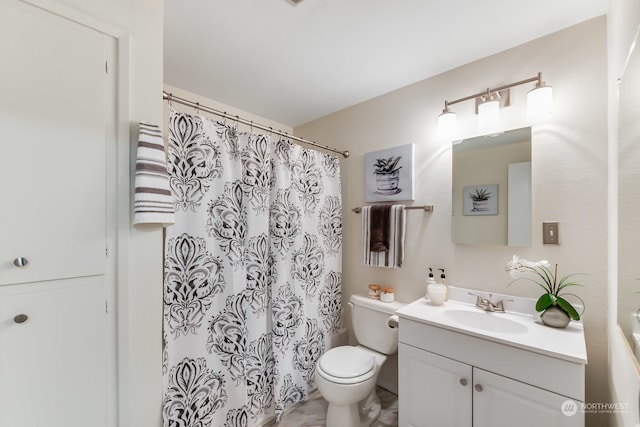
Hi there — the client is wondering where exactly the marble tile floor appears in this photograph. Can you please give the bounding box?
[264,386,398,427]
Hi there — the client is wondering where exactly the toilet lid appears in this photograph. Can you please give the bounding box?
[319,346,375,378]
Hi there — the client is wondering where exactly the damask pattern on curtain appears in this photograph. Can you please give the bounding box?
[162,109,342,427]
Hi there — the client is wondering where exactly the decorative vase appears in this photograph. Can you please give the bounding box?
[375,170,400,194]
[540,304,571,328]
[472,200,489,211]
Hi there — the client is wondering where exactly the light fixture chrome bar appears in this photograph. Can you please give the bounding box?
[162,91,350,158]
[443,72,543,109]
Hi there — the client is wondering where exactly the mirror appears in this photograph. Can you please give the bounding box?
[618,30,640,359]
[452,127,532,246]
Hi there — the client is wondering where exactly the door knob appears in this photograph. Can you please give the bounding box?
[13,314,28,324]
[474,384,483,392]
[13,257,28,267]
[459,378,468,386]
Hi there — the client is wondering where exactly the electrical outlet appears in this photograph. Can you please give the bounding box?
[543,222,559,245]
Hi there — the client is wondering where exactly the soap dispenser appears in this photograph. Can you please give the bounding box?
[425,268,436,298]
[438,268,449,301]
[427,268,446,306]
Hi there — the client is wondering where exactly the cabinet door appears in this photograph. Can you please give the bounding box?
[473,368,584,427]
[0,278,107,427]
[0,0,108,286]
[398,343,472,427]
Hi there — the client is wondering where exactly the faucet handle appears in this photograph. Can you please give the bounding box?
[494,299,514,313]
[468,292,487,309]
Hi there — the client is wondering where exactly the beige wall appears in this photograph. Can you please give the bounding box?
[296,17,610,426]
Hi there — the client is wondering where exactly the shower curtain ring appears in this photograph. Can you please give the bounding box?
[250,121,253,133]
[222,112,227,126]
[195,102,200,116]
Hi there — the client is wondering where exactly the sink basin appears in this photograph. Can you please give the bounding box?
[442,309,529,334]
[396,289,587,366]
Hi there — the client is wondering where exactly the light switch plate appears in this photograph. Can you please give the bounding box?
[543,222,559,245]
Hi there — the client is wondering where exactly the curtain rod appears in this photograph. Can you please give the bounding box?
[162,91,350,158]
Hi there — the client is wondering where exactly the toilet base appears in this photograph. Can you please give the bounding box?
[326,387,381,427]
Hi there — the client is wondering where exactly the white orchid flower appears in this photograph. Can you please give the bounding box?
[506,255,523,278]
[538,260,552,268]
[505,255,585,322]
[506,255,552,278]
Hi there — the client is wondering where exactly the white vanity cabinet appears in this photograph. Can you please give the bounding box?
[397,295,587,427]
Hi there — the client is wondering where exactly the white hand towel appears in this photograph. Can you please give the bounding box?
[362,204,406,268]
[133,122,175,226]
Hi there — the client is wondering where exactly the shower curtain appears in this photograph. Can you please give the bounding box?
[162,109,343,427]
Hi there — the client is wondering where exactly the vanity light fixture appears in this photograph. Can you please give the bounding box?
[527,77,553,122]
[477,90,501,133]
[438,72,553,143]
[437,106,457,142]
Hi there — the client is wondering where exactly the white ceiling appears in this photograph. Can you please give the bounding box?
[164,0,607,127]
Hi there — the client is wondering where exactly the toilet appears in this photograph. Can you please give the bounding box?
[315,293,406,427]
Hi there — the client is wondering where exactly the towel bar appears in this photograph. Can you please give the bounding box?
[352,205,433,213]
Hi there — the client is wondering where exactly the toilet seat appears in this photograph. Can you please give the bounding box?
[317,346,376,384]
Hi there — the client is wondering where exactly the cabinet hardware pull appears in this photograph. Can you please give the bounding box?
[13,257,28,267]
[459,378,468,386]
[474,384,483,392]
[13,314,28,324]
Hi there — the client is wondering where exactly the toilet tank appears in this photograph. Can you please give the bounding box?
[350,293,407,354]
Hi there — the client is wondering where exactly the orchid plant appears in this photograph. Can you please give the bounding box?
[506,255,585,321]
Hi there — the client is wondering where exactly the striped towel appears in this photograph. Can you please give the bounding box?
[362,205,406,268]
[133,123,175,226]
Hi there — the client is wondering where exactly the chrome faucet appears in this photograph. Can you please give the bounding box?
[468,292,512,313]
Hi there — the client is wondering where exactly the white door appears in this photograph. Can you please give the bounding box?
[0,1,115,426]
[398,343,472,427]
[0,0,107,286]
[0,278,107,427]
[473,368,584,427]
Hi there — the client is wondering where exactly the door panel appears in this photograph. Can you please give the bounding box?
[473,368,584,427]
[398,343,472,427]
[0,278,106,427]
[0,0,107,286]
[0,2,113,426]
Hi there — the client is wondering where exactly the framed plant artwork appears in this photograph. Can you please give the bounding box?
[364,143,415,202]
[463,184,498,215]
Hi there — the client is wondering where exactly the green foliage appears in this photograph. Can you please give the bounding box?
[507,257,585,321]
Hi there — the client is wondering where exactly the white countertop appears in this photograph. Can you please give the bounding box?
[396,287,587,364]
